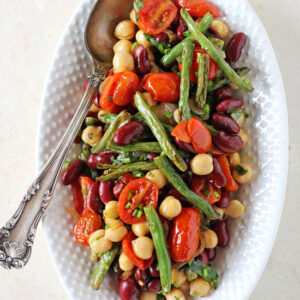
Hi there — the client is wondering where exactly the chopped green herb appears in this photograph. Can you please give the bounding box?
[138,204,143,210]
[157,22,164,28]
[63,160,71,170]
[213,191,220,198]
[164,111,173,119]
[131,41,140,51]
[83,189,88,196]
[127,189,135,201]
[173,282,179,288]
[132,171,145,178]
[108,95,113,102]
[137,210,143,218]
[228,108,243,121]
[204,190,210,196]
[235,165,248,175]
[88,133,94,139]
[125,202,131,209]
[84,229,88,235]
[132,209,139,217]
[105,224,110,230]
[245,112,250,118]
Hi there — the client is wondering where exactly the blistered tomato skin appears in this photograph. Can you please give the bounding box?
[168,207,201,263]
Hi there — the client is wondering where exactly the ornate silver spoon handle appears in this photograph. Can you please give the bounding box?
[0,73,104,269]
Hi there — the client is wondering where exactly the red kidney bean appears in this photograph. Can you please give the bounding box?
[135,268,149,287]
[147,279,161,293]
[207,158,227,188]
[93,93,100,108]
[148,152,159,161]
[197,251,209,266]
[215,189,231,208]
[205,248,217,261]
[99,180,114,204]
[113,182,125,200]
[168,188,188,203]
[87,151,117,169]
[208,28,221,39]
[132,44,151,76]
[119,278,139,300]
[61,160,85,186]
[213,130,244,154]
[212,113,240,134]
[86,181,101,213]
[177,17,188,40]
[226,33,247,62]
[174,137,197,153]
[215,86,233,101]
[211,219,230,247]
[73,136,81,144]
[148,264,160,278]
[156,32,170,43]
[113,121,145,146]
[86,111,98,118]
[216,98,244,112]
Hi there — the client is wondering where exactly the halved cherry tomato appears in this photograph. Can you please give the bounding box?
[179,47,218,82]
[119,173,136,185]
[171,121,192,143]
[137,0,178,35]
[191,176,221,204]
[73,212,102,246]
[118,178,159,224]
[174,0,220,17]
[168,208,201,263]
[79,176,93,214]
[144,73,180,103]
[71,178,84,215]
[139,73,155,92]
[122,231,155,270]
[188,118,212,153]
[217,155,239,192]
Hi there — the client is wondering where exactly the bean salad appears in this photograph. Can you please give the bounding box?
[62,0,254,299]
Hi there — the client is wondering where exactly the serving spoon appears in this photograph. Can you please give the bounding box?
[0,0,132,269]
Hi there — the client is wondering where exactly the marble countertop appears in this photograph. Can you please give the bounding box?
[0,0,299,299]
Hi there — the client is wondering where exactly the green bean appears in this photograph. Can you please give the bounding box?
[180,9,253,92]
[97,161,156,181]
[195,53,209,108]
[207,67,250,92]
[99,114,117,124]
[134,112,174,132]
[179,40,194,121]
[85,117,99,127]
[107,142,162,153]
[154,155,219,218]
[160,12,213,67]
[92,111,131,153]
[78,143,91,161]
[134,92,187,172]
[92,244,119,290]
[144,207,172,294]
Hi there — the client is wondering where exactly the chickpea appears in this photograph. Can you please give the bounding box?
[81,126,103,147]
[165,29,177,44]
[236,112,245,127]
[113,40,133,53]
[233,163,253,184]
[159,196,182,220]
[224,200,245,218]
[136,30,151,48]
[189,278,211,297]
[173,109,181,124]
[89,103,101,112]
[142,92,157,107]
[103,201,119,220]
[202,229,218,249]
[132,222,150,237]
[114,20,135,40]
[229,152,240,167]
[119,252,135,272]
[130,9,138,25]
[140,292,157,300]
[172,269,187,287]
[238,128,248,148]
[190,154,213,175]
[88,229,112,254]
[105,219,128,242]
[132,236,154,260]
[165,288,185,300]
[145,169,167,189]
[113,52,134,73]
[210,20,229,39]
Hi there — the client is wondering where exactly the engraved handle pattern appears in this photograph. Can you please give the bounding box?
[0,69,107,269]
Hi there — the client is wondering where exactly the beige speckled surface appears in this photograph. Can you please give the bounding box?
[0,0,299,299]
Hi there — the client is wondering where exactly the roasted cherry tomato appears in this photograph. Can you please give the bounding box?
[217,155,239,192]
[73,212,102,246]
[171,121,192,143]
[168,208,201,262]
[100,71,139,111]
[191,176,221,204]
[118,178,159,224]
[122,231,155,270]
[119,173,136,185]
[71,178,84,215]
[138,0,178,35]
[79,176,93,214]
[174,0,220,17]
[179,47,218,82]
[188,118,212,153]
[144,73,180,103]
